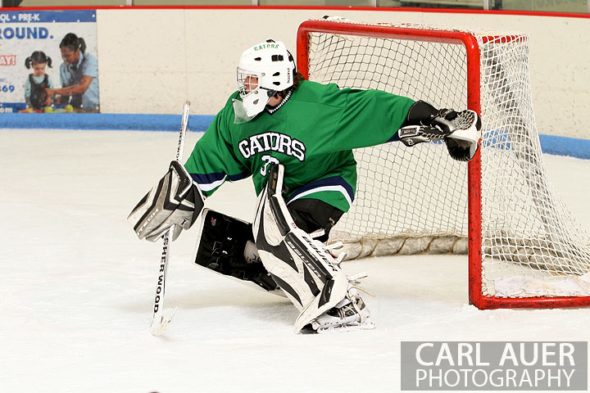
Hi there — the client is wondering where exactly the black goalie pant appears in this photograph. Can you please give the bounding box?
[288,198,344,243]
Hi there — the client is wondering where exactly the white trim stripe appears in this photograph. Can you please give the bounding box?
[287,185,353,206]
[197,176,227,192]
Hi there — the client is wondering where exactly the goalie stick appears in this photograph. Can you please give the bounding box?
[150,101,191,336]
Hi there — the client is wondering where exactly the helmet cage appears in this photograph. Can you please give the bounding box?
[235,40,295,119]
[237,68,274,99]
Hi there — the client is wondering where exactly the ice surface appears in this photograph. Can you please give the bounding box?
[1,130,589,393]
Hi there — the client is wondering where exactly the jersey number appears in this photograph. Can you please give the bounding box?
[261,155,279,176]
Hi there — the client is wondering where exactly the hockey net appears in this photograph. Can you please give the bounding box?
[297,18,590,309]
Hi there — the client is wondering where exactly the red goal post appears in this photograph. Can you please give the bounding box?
[296,18,590,310]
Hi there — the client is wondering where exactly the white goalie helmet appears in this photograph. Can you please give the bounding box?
[234,39,296,122]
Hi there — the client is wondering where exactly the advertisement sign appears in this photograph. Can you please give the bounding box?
[0,10,99,113]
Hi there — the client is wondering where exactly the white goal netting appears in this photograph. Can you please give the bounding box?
[303,19,590,301]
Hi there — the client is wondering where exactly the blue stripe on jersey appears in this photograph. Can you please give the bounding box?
[227,171,250,181]
[190,172,225,184]
[190,172,226,193]
[287,176,355,203]
[190,170,250,194]
[191,171,249,183]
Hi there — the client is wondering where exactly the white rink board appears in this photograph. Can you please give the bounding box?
[1,130,590,393]
[92,8,590,139]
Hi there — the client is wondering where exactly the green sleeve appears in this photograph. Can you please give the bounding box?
[184,102,250,197]
[318,88,414,153]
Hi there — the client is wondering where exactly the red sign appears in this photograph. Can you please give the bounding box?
[0,55,16,66]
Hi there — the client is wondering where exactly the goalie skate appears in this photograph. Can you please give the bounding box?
[305,288,375,334]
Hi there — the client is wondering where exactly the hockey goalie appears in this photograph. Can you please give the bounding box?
[128,39,481,333]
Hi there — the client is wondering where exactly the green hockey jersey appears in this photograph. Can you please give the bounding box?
[184,80,414,212]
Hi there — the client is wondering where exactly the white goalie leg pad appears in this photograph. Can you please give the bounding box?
[253,164,350,331]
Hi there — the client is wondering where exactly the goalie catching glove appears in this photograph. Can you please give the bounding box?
[398,100,482,161]
[128,160,204,242]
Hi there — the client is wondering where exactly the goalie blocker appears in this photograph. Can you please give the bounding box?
[128,160,204,242]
